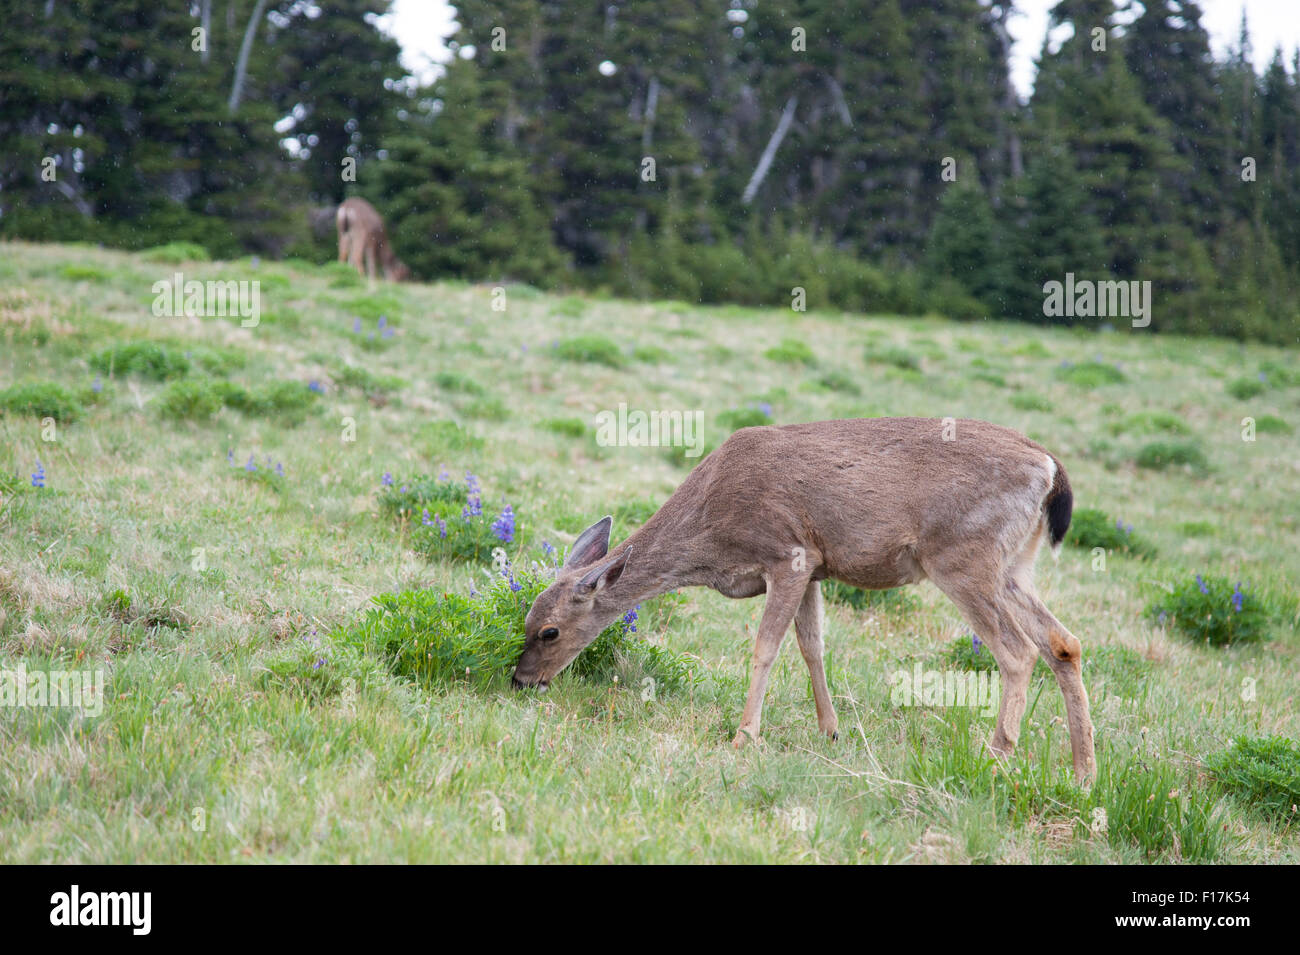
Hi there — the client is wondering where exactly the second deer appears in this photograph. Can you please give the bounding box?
[336,197,410,282]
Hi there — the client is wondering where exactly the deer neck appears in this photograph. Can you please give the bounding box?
[599,512,704,609]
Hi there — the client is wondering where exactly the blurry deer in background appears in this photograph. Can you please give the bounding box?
[513,417,1096,784]
[336,197,410,282]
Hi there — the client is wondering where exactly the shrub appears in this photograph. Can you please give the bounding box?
[542,417,588,439]
[1054,361,1125,387]
[338,568,701,690]
[90,342,191,380]
[865,345,921,371]
[141,241,210,263]
[0,382,84,422]
[1109,411,1189,436]
[334,363,406,396]
[1226,376,1266,400]
[764,338,816,366]
[383,471,521,564]
[632,344,670,364]
[435,371,485,395]
[1148,574,1276,646]
[815,370,862,395]
[59,264,112,282]
[1135,440,1208,474]
[157,379,223,420]
[1254,414,1291,435]
[1010,392,1053,412]
[555,335,626,368]
[1204,736,1300,824]
[1066,507,1157,559]
[823,581,921,614]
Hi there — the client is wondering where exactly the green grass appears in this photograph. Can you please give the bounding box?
[0,239,1297,863]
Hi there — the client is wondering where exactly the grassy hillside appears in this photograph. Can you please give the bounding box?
[1,240,1297,863]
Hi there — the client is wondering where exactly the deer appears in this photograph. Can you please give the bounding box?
[513,416,1097,784]
[336,197,410,282]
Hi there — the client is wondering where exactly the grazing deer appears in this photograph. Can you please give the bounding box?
[336,197,410,282]
[514,417,1096,783]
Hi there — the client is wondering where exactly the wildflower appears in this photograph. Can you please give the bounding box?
[422,509,447,538]
[312,658,325,670]
[509,577,522,593]
[1258,371,1267,383]
[275,461,285,477]
[352,317,361,334]
[378,315,387,330]
[1125,522,1133,535]
[381,471,394,487]
[245,454,257,472]
[91,374,103,394]
[972,632,982,653]
[308,380,324,394]
[622,605,640,634]
[30,460,45,488]
[1196,573,1209,596]
[492,504,516,543]
[1157,611,1168,627]
[226,449,234,465]
[757,402,773,418]
[541,540,555,558]
[1231,582,1244,614]
[463,471,482,518]
[382,326,395,339]
[438,465,450,481]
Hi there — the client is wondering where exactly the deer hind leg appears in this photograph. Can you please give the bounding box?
[1005,584,1096,785]
[793,579,837,740]
[932,573,1038,761]
[733,570,810,748]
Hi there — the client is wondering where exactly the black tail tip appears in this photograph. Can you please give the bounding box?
[1046,485,1072,547]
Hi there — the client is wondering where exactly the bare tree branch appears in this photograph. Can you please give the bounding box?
[228,0,269,113]
[741,95,798,206]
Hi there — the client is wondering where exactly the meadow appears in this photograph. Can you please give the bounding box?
[0,239,1297,863]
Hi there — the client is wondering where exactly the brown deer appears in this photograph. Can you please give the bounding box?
[514,417,1096,784]
[336,197,410,282]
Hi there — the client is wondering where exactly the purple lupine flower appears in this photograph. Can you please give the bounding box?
[381,471,394,487]
[1157,611,1168,627]
[30,460,45,488]
[492,504,515,543]
[352,317,362,334]
[1196,573,1209,596]
[275,462,285,477]
[463,471,482,518]
[378,315,387,330]
[245,454,257,472]
[308,380,324,394]
[312,658,325,670]
[421,509,448,538]
[91,375,103,394]
[509,577,522,592]
[1231,582,1244,613]
[1125,522,1133,535]
[382,326,395,339]
[226,449,235,465]
[622,605,640,634]
[438,465,450,482]
[972,632,982,653]
[541,540,555,558]
[757,402,773,418]
[1258,371,1267,383]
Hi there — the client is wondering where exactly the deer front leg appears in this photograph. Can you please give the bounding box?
[794,580,837,741]
[733,571,809,748]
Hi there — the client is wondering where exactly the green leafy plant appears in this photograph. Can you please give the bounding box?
[1135,440,1208,474]
[554,335,626,368]
[823,580,921,614]
[1066,507,1157,559]
[1204,736,1300,825]
[764,338,816,366]
[90,342,191,380]
[1148,574,1277,646]
[0,382,84,423]
[1055,361,1125,388]
[140,241,210,263]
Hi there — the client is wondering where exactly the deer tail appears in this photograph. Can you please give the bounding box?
[1043,453,1072,553]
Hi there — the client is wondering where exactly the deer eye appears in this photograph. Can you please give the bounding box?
[540,627,560,641]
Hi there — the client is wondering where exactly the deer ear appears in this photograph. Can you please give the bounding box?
[565,516,613,568]
[575,547,631,597]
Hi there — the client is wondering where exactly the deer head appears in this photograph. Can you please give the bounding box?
[512,516,632,691]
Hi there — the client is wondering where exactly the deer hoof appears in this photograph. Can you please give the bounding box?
[831,731,839,742]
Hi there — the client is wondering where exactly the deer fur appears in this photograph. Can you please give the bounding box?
[336,197,410,282]
[514,416,1096,784]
